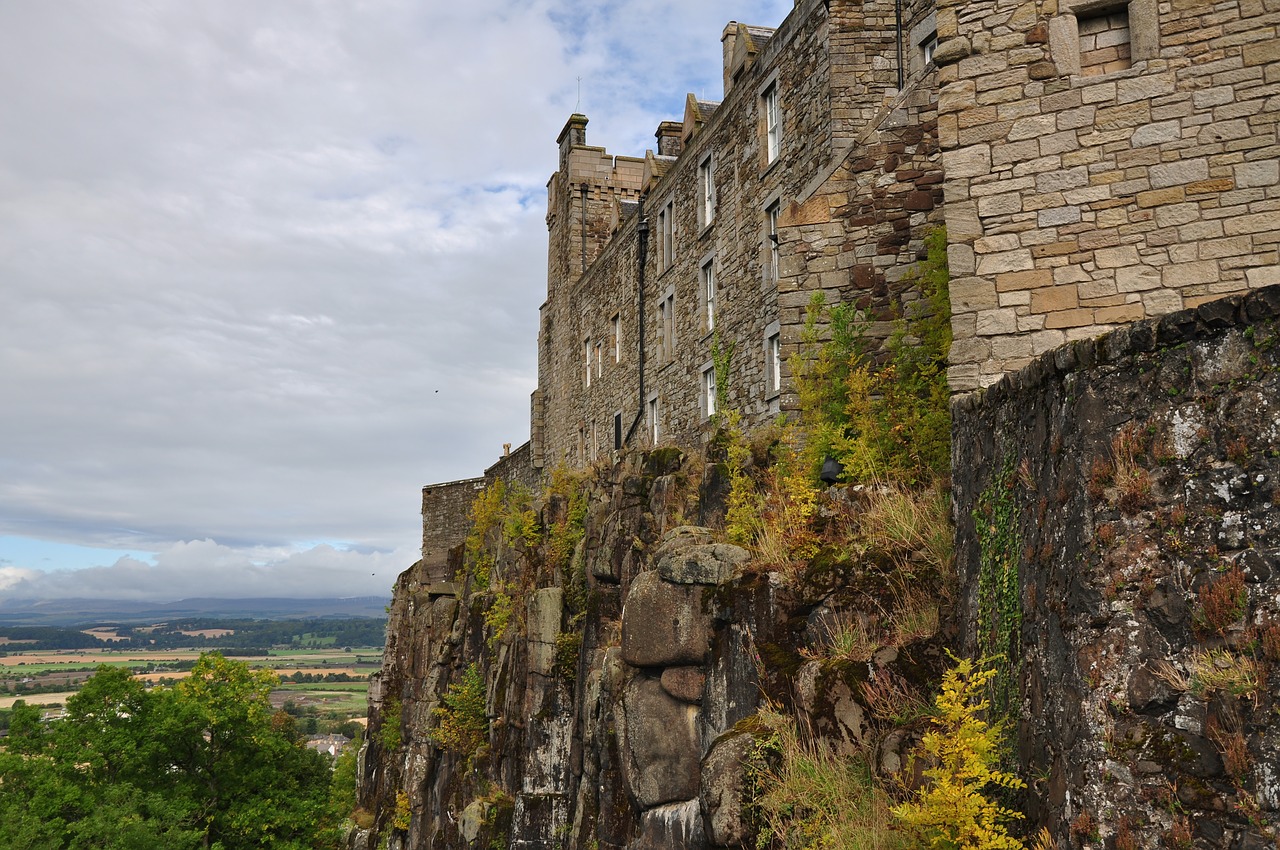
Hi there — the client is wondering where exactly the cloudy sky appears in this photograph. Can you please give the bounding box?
[0,0,794,603]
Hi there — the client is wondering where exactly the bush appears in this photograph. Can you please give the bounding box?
[430,663,488,757]
[892,655,1026,850]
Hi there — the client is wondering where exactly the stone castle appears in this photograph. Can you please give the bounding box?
[418,0,1276,574]
[359,2,1280,847]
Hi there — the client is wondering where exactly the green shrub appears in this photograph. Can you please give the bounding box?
[378,697,402,752]
[430,663,488,757]
[892,656,1026,849]
[791,227,951,486]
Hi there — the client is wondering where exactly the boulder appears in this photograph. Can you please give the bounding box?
[619,675,701,808]
[660,666,706,704]
[700,731,755,848]
[622,570,712,667]
[658,543,751,585]
[652,526,716,560]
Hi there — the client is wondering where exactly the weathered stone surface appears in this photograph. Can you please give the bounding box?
[621,570,712,668]
[954,297,1280,846]
[619,675,701,809]
[658,542,751,585]
[526,587,564,677]
[632,799,707,850]
[660,666,706,704]
[700,731,755,848]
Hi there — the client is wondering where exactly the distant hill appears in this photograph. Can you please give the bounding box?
[0,596,391,626]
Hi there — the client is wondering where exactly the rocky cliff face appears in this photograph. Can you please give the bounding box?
[352,445,950,850]
[355,286,1280,850]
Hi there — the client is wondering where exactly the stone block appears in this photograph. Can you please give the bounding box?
[1116,265,1162,292]
[995,268,1053,291]
[1093,303,1145,324]
[1039,206,1082,226]
[1150,158,1209,189]
[942,145,992,179]
[1036,165,1090,193]
[977,249,1034,275]
[1031,284,1080,312]
[1137,187,1186,208]
[975,308,1019,336]
[1235,160,1279,188]
[1162,261,1218,287]
[950,278,1000,311]
[1130,120,1183,147]
[1043,307,1094,328]
[1246,266,1280,288]
[977,193,1023,216]
[1008,114,1057,142]
[1116,73,1176,104]
[1224,211,1280,236]
[1141,288,1184,314]
[948,244,977,275]
[1093,245,1139,268]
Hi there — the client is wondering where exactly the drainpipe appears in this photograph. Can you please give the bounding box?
[624,202,649,445]
[895,0,905,91]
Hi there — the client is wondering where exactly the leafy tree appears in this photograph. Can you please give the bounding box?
[0,653,335,850]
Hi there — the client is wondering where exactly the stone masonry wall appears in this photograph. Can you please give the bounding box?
[420,477,487,582]
[535,0,947,467]
[952,284,1280,846]
[936,0,1280,390]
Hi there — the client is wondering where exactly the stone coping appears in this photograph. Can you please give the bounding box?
[952,284,1280,415]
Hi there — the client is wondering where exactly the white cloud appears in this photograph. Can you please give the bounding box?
[0,0,794,602]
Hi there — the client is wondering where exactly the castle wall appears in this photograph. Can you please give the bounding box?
[936,0,1280,390]
[420,476,487,582]
[952,284,1280,844]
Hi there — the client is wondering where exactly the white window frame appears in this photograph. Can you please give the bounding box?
[763,83,780,164]
[647,395,660,444]
[698,154,715,229]
[595,340,603,378]
[701,257,717,333]
[702,362,717,420]
[611,313,621,362]
[764,321,782,396]
[583,336,592,388]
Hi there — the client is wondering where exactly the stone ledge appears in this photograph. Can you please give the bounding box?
[951,283,1280,415]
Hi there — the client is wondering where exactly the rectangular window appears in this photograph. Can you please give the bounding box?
[763,83,780,164]
[657,292,676,359]
[1078,7,1131,76]
[921,31,938,66]
[611,313,621,362]
[659,201,674,270]
[702,260,717,332]
[766,332,781,394]
[702,365,717,419]
[698,156,715,228]
[766,202,780,284]
[583,337,592,387]
[591,421,598,459]
[613,412,622,451]
[595,341,603,378]
[648,396,660,444]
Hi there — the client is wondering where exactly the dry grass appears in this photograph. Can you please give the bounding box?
[1193,565,1247,637]
[802,610,880,664]
[752,708,911,850]
[1189,649,1262,701]
[858,483,953,581]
